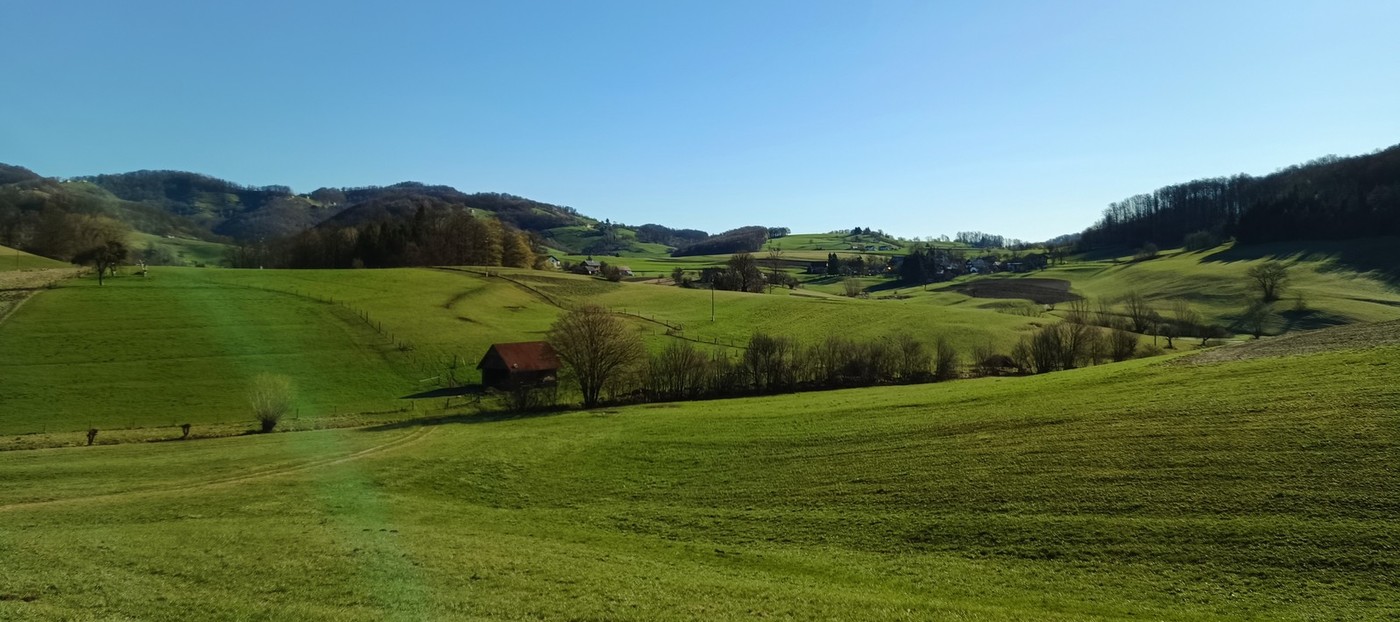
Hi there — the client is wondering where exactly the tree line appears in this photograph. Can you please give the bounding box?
[543,304,963,408]
[1079,144,1400,250]
[635,223,709,247]
[670,226,769,256]
[229,207,540,269]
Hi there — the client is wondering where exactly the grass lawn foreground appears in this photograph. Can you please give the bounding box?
[0,344,1396,619]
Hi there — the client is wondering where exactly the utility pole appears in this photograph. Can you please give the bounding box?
[710,281,715,322]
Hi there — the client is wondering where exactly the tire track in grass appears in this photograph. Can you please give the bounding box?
[0,425,434,513]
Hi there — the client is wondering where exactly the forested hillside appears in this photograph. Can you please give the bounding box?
[1079,143,1400,250]
[5,140,1399,269]
[0,166,590,266]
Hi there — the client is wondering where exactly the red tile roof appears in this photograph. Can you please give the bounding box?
[477,341,560,372]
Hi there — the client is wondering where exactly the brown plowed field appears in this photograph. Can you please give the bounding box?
[1177,319,1400,365]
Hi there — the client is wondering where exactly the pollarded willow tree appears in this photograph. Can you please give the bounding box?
[547,304,643,408]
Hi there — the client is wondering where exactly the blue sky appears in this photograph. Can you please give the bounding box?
[5,1,1399,241]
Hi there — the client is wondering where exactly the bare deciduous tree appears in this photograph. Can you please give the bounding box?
[744,332,798,391]
[1065,298,1092,325]
[71,240,128,286]
[547,304,643,408]
[1108,329,1138,361]
[765,246,785,293]
[1241,300,1273,339]
[934,337,960,380]
[1121,292,1156,334]
[971,340,998,376]
[645,340,709,400]
[1246,262,1289,302]
[893,333,931,382]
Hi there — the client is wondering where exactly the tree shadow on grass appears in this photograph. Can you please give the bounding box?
[360,405,579,432]
[1201,238,1400,286]
[864,279,911,293]
[1278,308,1351,332]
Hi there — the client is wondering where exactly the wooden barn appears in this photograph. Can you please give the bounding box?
[477,341,561,389]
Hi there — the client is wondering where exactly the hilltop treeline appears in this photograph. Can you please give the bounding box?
[324,184,581,232]
[1080,144,1400,249]
[232,207,538,269]
[635,223,709,246]
[0,164,42,186]
[75,170,326,240]
[670,225,768,256]
[78,170,294,211]
[956,231,1026,249]
[73,172,584,243]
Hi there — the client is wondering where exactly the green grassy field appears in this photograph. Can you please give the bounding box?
[0,269,419,435]
[6,237,1398,437]
[0,244,68,271]
[0,340,1395,620]
[129,231,231,267]
[955,239,1400,331]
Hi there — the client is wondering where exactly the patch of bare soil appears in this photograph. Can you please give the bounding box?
[948,278,1080,304]
[1176,319,1400,365]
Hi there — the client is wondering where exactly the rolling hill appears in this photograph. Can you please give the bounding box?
[1,143,1398,619]
[0,327,1395,619]
[3,237,1397,440]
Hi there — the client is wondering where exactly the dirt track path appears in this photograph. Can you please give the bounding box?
[0,425,434,513]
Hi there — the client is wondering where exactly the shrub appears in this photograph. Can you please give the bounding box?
[1138,343,1166,358]
[1108,329,1138,361]
[600,263,624,282]
[249,374,295,433]
[1183,230,1221,251]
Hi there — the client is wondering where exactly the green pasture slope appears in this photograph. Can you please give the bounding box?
[0,244,67,271]
[0,268,419,435]
[1,265,1050,435]
[0,339,1396,619]
[961,239,1400,331]
[6,237,1399,436]
[129,231,231,267]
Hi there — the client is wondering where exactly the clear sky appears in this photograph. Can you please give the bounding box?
[5,1,1399,241]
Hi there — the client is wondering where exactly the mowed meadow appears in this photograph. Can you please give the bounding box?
[0,342,1397,620]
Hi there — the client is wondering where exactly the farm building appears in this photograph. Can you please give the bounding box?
[477,341,561,389]
[573,259,602,275]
